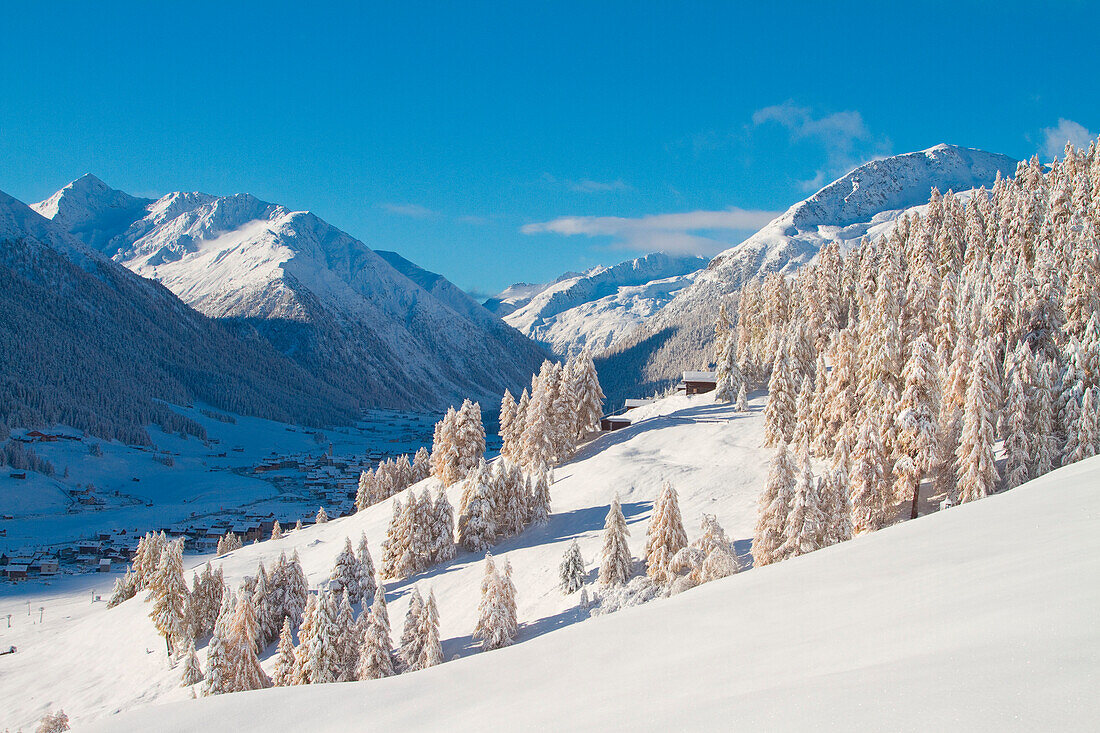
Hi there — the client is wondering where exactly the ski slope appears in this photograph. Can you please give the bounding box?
[95,454,1100,732]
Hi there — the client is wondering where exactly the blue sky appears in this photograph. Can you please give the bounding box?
[2,1,1097,297]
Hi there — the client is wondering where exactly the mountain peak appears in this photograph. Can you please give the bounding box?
[31,175,154,253]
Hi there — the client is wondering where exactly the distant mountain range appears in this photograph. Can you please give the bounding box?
[586,144,1019,406]
[485,253,708,356]
[0,177,548,442]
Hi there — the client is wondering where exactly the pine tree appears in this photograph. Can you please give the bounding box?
[316,506,329,524]
[499,389,518,459]
[291,594,318,685]
[780,443,826,559]
[107,568,137,608]
[520,371,558,471]
[1032,357,1059,479]
[355,469,375,511]
[528,467,552,526]
[894,336,942,518]
[271,616,297,686]
[251,561,277,647]
[201,590,235,696]
[1068,386,1100,463]
[179,641,203,686]
[736,383,750,412]
[412,446,432,483]
[598,493,633,587]
[416,590,444,670]
[456,399,487,479]
[270,520,283,540]
[229,588,270,691]
[955,334,1002,503]
[307,590,343,684]
[431,408,463,486]
[150,538,188,654]
[357,533,378,601]
[336,590,358,681]
[764,341,797,446]
[752,442,795,566]
[330,537,364,603]
[645,482,688,583]
[570,348,606,440]
[380,498,404,579]
[559,540,586,593]
[284,551,308,631]
[398,587,425,672]
[713,306,744,403]
[475,554,517,651]
[356,586,396,680]
[849,411,893,534]
[35,710,70,733]
[429,487,456,563]
[1003,345,1034,490]
[457,474,496,552]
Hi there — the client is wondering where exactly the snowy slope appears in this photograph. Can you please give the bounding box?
[482,280,554,318]
[0,393,772,730]
[597,144,1019,405]
[499,252,709,355]
[34,180,546,412]
[90,453,1100,732]
[29,174,153,253]
[0,189,355,442]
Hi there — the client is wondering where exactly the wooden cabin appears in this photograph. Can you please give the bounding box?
[600,415,632,431]
[681,371,718,395]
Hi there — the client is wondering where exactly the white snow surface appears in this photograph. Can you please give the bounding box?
[500,252,709,355]
[95,453,1100,732]
[0,393,768,729]
[3,393,1096,731]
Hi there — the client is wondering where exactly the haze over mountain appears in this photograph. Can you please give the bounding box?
[488,253,709,356]
[594,144,1019,406]
[33,176,547,413]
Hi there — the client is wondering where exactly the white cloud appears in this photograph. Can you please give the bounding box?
[752,101,891,189]
[1041,118,1095,160]
[379,202,438,218]
[521,208,780,255]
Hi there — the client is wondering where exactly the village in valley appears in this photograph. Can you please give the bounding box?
[0,408,458,585]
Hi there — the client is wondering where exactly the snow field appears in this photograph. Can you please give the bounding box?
[91,454,1100,732]
[0,393,768,729]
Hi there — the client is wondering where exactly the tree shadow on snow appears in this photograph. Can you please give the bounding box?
[439,602,592,661]
[381,503,650,601]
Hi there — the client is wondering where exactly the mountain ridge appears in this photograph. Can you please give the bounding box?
[595,144,1019,405]
[34,178,548,412]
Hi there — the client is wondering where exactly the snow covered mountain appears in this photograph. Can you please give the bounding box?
[0,188,355,443]
[34,177,547,412]
[482,281,557,318]
[491,253,709,356]
[597,144,1019,405]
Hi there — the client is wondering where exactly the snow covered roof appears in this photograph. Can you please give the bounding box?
[624,399,654,408]
[682,371,716,382]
